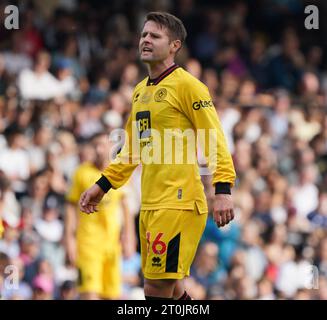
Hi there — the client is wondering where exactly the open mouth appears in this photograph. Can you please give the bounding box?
[142,47,153,53]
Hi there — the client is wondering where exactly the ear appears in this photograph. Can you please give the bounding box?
[171,40,182,54]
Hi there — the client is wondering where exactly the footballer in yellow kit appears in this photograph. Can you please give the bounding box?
[98,65,236,280]
[66,163,123,298]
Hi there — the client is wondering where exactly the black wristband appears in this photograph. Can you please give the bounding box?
[95,175,112,193]
[215,182,231,194]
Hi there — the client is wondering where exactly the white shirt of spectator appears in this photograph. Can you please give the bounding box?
[0,148,30,193]
[2,52,33,75]
[18,68,62,100]
[220,108,240,154]
[276,260,313,297]
[34,218,63,243]
[293,183,319,218]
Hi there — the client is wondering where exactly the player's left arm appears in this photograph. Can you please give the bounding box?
[181,79,236,227]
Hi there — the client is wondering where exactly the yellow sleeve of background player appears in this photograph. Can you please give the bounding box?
[0,219,4,238]
[101,111,140,190]
[180,77,236,187]
[66,167,83,204]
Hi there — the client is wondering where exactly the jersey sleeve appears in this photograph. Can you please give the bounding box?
[180,78,236,187]
[101,109,140,190]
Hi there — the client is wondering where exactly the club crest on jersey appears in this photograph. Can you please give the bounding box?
[154,88,167,102]
[140,91,152,103]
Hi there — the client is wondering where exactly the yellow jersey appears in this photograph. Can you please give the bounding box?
[0,218,3,238]
[101,65,236,213]
[66,162,123,247]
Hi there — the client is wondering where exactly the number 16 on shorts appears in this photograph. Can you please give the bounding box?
[146,232,167,255]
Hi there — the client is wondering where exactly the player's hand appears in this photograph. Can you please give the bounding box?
[79,184,105,214]
[213,194,234,228]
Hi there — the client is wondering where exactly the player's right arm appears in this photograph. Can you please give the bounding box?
[80,96,140,214]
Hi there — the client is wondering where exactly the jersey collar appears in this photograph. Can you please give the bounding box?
[146,64,179,86]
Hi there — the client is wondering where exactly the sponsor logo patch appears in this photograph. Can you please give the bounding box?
[136,111,151,139]
[192,100,213,110]
[152,256,162,267]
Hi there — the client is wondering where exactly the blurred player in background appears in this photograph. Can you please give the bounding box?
[79,12,236,300]
[65,132,136,300]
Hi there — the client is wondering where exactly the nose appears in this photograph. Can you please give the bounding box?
[142,34,152,44]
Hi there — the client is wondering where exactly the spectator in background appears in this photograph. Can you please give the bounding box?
[256,277,275,300]
[0,54,8,97]
[16,8,44,58]
[191,242,227,290]
[291,164,319,225]
[0,223,20,259]
[55,59,79,100]
[18,51,62,101]
[266,29,304,91]
[121,250,142,299]
[268,89,290,149]
[19,231,42,284]
[20,171,50,220]
[27,125,54,175]
[55,130,79,181]
[58,280,78,300]
[1,32,33,77]
[34,192,65,271]
[0,252,10,297]
[1,256,33,300]
[247,36,268,89]
[241,221,267,282]
[53,35,86,80]
[315,238,327,277]
[308,189,327,229]
[32,273,54,300]
[0,130,30,196]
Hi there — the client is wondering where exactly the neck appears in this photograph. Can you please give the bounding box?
[146,59,175,79]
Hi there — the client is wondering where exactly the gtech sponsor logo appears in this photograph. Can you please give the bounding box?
[192,100,213,110]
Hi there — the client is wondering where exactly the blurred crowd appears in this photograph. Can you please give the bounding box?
[0,0,327,300]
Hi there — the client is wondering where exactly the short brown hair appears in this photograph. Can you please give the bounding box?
[145,12,187,44]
